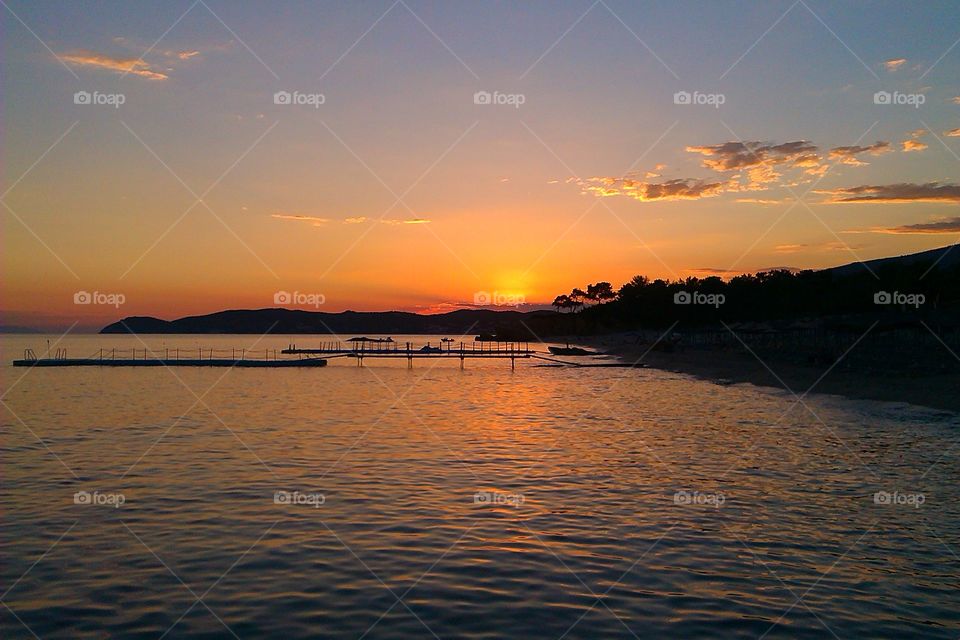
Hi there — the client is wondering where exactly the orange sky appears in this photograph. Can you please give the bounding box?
[3,2,959,330]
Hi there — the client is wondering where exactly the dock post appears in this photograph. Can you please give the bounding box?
[511,355,515,371]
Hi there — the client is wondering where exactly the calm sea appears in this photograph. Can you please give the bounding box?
[2,334,958,639]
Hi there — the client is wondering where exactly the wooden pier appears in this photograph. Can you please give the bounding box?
[12,348,326,368]
[11,342,613,369]
[283,341,534,369]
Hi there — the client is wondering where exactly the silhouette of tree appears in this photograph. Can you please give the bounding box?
[570,288,587,313]
[590,282,615,304]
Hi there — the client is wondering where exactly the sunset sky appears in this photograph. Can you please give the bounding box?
[3,0,959,330]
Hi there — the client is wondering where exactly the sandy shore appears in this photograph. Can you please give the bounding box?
[574,333,960,413]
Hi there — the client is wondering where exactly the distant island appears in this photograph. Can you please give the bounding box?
[102,243,960,339]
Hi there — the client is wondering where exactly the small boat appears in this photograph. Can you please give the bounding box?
[548,345,598,356]
[440,338,455,343]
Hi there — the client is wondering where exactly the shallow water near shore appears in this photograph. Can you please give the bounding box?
[2,334,959,639]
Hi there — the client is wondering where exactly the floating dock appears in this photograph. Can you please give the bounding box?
[12,348,326,368]
[12,342,616,369]
[13,358,327,367]
[283,341,534,368]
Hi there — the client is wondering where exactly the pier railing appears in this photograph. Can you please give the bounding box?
[84,347,292,362]
[283,341,534,356]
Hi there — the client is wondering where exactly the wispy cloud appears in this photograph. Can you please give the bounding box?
[735,197,793,205]
[855,216,960,235]
[828,141,891,165]
[58,49,168,80]
[945,128,960,137]
[687,266,800,277]
[818,182,960,203]
[382,218,431,225]
[774,241,860,253]
[687,140,820,172]
[344,216,368,224]
[271,213,330,226]
[883,57,907,71]
[902,139,928,152]
[901,128,928,152]
[580,176,732,202]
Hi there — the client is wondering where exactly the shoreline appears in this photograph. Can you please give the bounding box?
[575,333,960,414]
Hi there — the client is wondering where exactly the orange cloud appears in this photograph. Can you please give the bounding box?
[828,141,891,165]
[883,58,907,71]
[774,241,859,253]
[945,128,960,137]
[581,176,732,201]
[344,217,368,224]
[735,198,792,205]
[271,213,330,226]
[58,50,168,80]
[902,139,928,152]
[686,140,819,172]
[382,218,431,225]
[860,216,960,234]
[818,182,960,203]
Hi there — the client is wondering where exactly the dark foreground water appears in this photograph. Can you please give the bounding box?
[2,335,959,639]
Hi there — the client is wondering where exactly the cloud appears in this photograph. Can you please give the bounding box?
[687,266,800,276]
[735,197,793,205]
[686,140,819,172]
[271,213,330,226]
[343,217,368,224]
[58,50,168,79]
[827,141,891,165]
[685,140,823,189]
[818,182,960,203]
[902,139,928,152]
[774,241,860,253]
[883,58,907,71]
[382,218,431,225]
[952,96,960,105]
[857,216,960,235]
[580,176,732,201]
[945,128,960,137]
[176,50,200,60]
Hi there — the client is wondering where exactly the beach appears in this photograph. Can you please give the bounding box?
[578,332,960,413]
